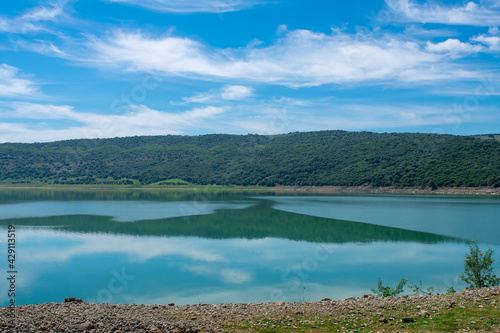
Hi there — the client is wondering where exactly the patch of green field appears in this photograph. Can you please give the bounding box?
[155,178,191,185]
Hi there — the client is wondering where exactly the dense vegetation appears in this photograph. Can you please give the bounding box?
[0,130,499,187]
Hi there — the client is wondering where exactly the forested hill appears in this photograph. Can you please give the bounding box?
[1,131,499,187]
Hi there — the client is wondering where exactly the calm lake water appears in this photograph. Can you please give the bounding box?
[0,190,499,307]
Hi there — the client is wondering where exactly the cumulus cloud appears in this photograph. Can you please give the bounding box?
[84,29,479,88]
[386,0,500,26]
[105,0,272,13]
[183,85,253,103]
[0,102,226,142]
[0,64,40,98]
[0,1,66,33]
[220,85,253,100]
[473,34,500,51]
[426,38,483,54]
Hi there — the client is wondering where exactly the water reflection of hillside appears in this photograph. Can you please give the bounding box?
[265,196,500,245]
[1,199,459,244]
[0,189,261,203]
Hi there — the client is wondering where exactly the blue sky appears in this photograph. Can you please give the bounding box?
[0,0,499,142]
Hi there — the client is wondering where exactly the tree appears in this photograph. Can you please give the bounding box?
[459,241,499,289]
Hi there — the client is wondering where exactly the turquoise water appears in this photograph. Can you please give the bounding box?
[0,191,498,306]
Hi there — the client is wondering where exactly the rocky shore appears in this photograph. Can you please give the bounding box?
[1,287,499,332]
[1,185,499,196]
[274,185,500,196]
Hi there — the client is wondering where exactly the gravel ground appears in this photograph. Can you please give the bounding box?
[1,287,499,333]
[273,186,500,196]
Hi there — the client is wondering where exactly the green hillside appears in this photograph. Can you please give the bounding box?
[473,134,500,141]
[1,130,499,187]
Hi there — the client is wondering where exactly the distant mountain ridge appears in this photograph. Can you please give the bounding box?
[1,130,499,187]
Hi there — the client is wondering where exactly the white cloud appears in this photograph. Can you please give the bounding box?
[0,201,252,222]
[16,229,226,263]
[21,3,64,22]
[12,39,68,57]
[0,102,226,143]
[105,0,272,13]
[0,2,66,33]
[183,266,253,284]
[84,29,479,88]
[386,0,500,26]
[182,92,214,104]
[274,97,317,107]
[230,102,496,135]
[231,107,292,135]
[0,64,40,98]
[183,85,253,103]
[473,34,500,51]
[220,85,253,100]
[2,96,496,143]
[426,38,483,54]
[220,269,252,284]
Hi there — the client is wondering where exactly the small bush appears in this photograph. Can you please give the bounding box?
[371,278,407,297]
[409,280,435,295]
[459,241,499,289]
[446,286,457,294]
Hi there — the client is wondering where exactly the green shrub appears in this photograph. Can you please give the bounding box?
[459,241,499,289]
[446,286,457,294]
[409,280,435,295]
[371,278,407,297]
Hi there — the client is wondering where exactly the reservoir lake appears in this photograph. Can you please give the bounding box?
[0,190,499,307]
